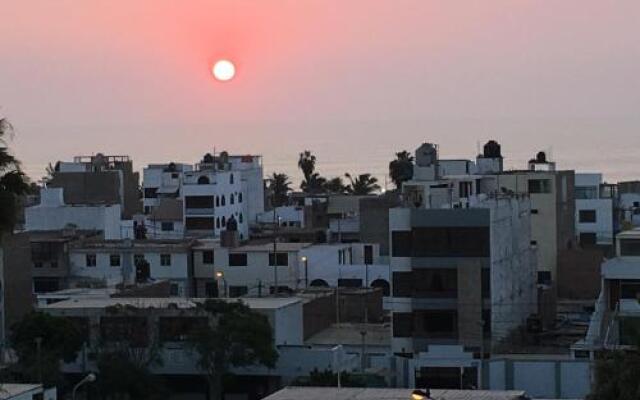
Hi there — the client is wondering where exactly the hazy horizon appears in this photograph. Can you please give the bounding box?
[2,1,640,186]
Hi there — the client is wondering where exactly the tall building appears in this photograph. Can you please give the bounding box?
[574,173,616,248]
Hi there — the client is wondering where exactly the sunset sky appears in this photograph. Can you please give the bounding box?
[2,1,640,186]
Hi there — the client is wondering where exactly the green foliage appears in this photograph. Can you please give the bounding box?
[388,150,414,190]
[323,177,348,194]
[345,173,380,195]
[268,173,292,207]
[188,299,278,400]
[10,312,84,387]
[0,118,30,232]
[96,351,167,400]
[588,350,640,400]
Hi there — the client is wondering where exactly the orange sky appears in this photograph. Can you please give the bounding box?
[2,1,640,185]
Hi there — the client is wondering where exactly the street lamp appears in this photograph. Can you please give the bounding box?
[301,256,308,288]
[215,271,227,298]
[411,389,431,400]
[72,372,96,400]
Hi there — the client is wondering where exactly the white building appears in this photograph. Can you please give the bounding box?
[25,188,122,240]
[68,239,194,296]
[256,206,306,229]
[574,173,615,247]
[142,162,192,215]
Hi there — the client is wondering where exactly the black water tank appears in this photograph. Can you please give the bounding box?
[536,151,547,163]
[483,140,502,158]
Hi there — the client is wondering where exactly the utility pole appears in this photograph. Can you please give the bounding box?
[35,337,42,384]
[273,209,279,295]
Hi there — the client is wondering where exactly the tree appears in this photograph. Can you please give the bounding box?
[10,312,84,388]
[300,173,327,194]
[188,300,278,400]
[345,173,380,195]
[589,349,640,400]
[297,150,316,184]
[0,118,30,233]
[388,150,414,190]
[323,177,348,194]
[268,173,292,207]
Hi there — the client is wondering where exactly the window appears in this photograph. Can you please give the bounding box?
[481,268,491,299]
[531,209,539,214]
[110,254,121,267]
[238,193,243,203]
[230,194,234,204]
[392,231,412,257]
[579,233,597,246]
[230,173,234,184]
[268,252,289,266]
[202,250,214,264]
[417,310,458,339]
[393,272,413,297]
[530,240,538,246]
[144,188,158,198]
[338,278,362,287]
[413,269,458,298]
[31,242,55,262]
[161,254,172,266]
[229,286,248,297]
[185,196,214,209]
[393,313,413,337]
[197,176,210,184]
[579,210,597,223]
[412,227,490,257]
[634,201,640,208]
[161,222,174,231]
[50,260,58,268]
[364,245,374,264]
[538,271,552,285]
[216,218,220,228]
[229,253,248,266]
[239,213,243,223]
[216,196,220,207]
[575,186,598,199]
[221,196,226,206]
[34,262,43,269]
[185,217,214,230]
[371,279,390,296]
[620,239,640,256]
[171,172,179,179]
[528,179,552,194]
[134,254,145,266]
[221,216,226,227]
[85,254,97,267]
[33,277,59,293]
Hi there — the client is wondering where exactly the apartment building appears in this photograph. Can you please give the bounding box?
[574,173,616,247]
[68,238,194,296]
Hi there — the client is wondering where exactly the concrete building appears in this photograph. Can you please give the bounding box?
[142,162,192,215]
[574,228,640,356]
[0,384,54,400]
[68,238,194,297]
[574,173,616,248]
[25,188,122,239]
[617,180,640,227]
[48,153,141,219]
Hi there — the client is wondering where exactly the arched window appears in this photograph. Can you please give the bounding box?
[230,173,234,184]
[197,176,210,185]
[238,193,243,203]
[216,218,220,228]
[310,279,329,287]
[239,213,243,223]
[215,196,220,207]
[371,279,390,296]
[221,195,226,206]
[230,194,234,204]
[221,216,226,227]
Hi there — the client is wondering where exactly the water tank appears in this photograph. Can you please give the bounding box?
[415,143,438,167]
[202,153,214,164]
[535,151,547,163]
[483,140,502,158]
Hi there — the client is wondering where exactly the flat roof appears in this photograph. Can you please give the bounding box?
[306,323,390,347]
[262,387,527,400]
[40,296,302,311]
[193,240,312,252]
[0,384,42,399]
[602,258,640,280]
[616,229,640,239]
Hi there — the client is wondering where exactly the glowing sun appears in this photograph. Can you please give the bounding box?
[212,59,236,81]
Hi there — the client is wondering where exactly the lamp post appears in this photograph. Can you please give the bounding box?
[301,256,308,288]
[72,372,96,400]
[215,271,227,298]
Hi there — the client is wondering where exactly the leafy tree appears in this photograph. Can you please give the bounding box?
[388,150,414,190]
[345,173,380,195]
[10,312,84,388]
[268,173,292,207]
[300,173,327,194]
[188,300,278,400]
[588,349,640,400]
[323,177,348,194]
[0,118,30,233]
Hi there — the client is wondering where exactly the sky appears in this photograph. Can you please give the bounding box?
[1,0,640,187]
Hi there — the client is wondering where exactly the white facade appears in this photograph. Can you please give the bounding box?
[142,163,191,214]
[69,240,192,296]
[256,206,305,228]
[575,173,614,246]
[26,188,122,239]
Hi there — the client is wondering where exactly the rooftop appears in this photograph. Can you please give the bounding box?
[193,239,312,252]
[306,323,390,347]
[602,257,640,280]
[262,387,528,400]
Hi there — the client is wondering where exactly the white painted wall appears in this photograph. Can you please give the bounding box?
[256,206,305,228]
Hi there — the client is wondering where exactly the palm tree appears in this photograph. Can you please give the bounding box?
[300,173,327,194]
[0,118,30,233]
[298,150,317,192]
[345,173,380,195]
[389,150,414,190]
[323,176,348,194]
[268,173,292,207]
